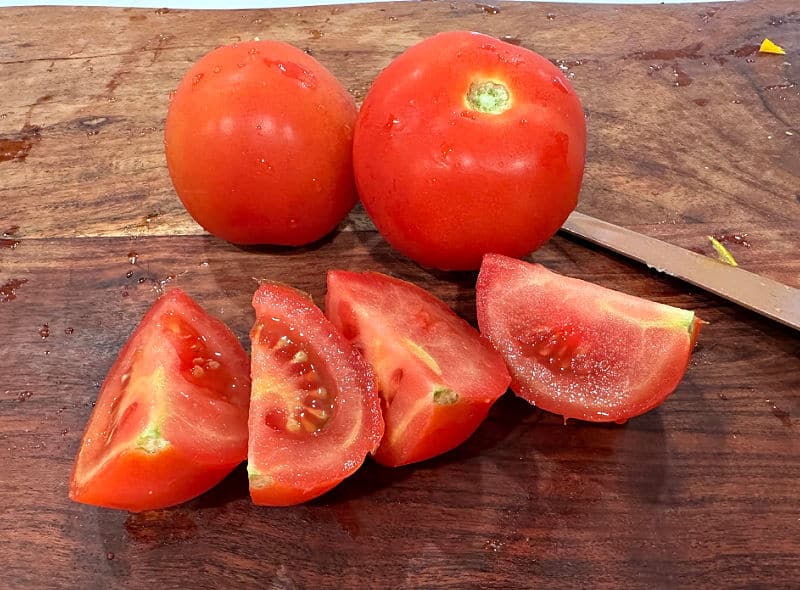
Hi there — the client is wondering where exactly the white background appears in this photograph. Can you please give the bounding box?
[0,0,737,9]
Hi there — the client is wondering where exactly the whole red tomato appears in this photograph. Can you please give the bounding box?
[353,31,587,270]
[165,41,357,246]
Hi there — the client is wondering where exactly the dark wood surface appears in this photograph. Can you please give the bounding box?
[1,1,798,588]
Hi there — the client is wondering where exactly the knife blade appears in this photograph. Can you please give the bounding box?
[559,211,800,331]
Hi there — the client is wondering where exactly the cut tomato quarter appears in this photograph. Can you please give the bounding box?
[326,270,510,467]
[476,254,702,422]
[70,289,251,512]
[248,283,384,505]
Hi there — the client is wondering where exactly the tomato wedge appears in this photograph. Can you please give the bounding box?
[476,254,702,422]
[248,283,383,505]
[70,289,251,512]
[325,270,511,467]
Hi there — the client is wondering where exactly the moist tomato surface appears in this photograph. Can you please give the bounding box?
[165,40,358,246]
[326,270,510,466]
[248,283,384,505]
[476,254,701,422]
[70,289,251,512]
[352,31,586,270]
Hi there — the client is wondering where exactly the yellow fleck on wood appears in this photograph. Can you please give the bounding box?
[759,38,786,55]
[708,236,738,266]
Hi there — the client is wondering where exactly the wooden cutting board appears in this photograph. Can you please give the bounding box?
[1,1,798,587]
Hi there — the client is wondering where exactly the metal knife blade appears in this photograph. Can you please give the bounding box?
[560,211,800,331]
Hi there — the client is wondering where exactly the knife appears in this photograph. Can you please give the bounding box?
[559,211,800,331]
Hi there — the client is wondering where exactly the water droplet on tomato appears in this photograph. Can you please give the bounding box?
[191,73,204,87]
[213,66,222,73]
[439,143,455,161]
[264,59,317,88]
[552,76,569,94]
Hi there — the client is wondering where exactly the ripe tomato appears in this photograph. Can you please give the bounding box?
[476,254,702,422]
[352,31,586,271]
[165,41,357,246]
[325,270,510,466]
[248,283,384,505]
[70,289,251,512]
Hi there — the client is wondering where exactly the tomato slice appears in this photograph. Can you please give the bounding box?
[325,270,511,467]
[476,254,702,422]
[248,283,383,505]
[70,289,251,512]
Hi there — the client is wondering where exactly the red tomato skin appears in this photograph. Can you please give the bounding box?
[476,254,701,422]
[69,289,251,512]
[248,283,384,505]
[353,31,586,270]
[325,270,511,467]
[71,449,235,512]
[165,41,357,246]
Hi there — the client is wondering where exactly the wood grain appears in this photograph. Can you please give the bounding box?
[1,1,799,588]
[0,1,798,280]
[2,232,799,589]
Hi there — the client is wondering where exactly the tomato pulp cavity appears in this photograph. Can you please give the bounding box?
[248,283,384,505]
[476,254,701,422]
[353,31,587,270]
[70,289,251,512]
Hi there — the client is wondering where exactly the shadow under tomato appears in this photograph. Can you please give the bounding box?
[411,390,537,471]
[310,390,524,506]
[231,222,343,256]
[187,463,250,511]
[470,394,675,568]
[309,460,417,506]
[512,405,669,503]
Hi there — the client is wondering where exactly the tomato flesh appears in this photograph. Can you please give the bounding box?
[70,289,251,511]
[476,254,701,422]
[325,270,510,466]
[248,283,383,505]
[353,31,586,270]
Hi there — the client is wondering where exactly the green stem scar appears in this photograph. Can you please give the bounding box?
[466,80,511,114]
[433,387,459,406]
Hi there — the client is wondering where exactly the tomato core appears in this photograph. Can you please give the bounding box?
[252,318,336,436]
[466,80,511,114]
[514,324,591,376]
